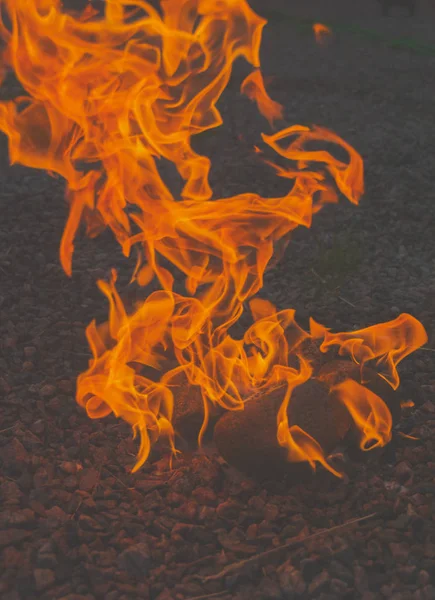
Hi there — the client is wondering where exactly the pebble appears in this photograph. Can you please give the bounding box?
[33,568,55,592]
[300,557,323,581]
[394,461,414,485]
[277,563,306,596]
[79,468,99,491]
[257,577,282,599]
[31,419,45,435]
[3,438,29,465]
[308,570,330,595]
[216,500,241,520]
[59,461,81,475]
[330,578,349,594]
[39,384,57,398]
[417,571,431,586]
[389,542,410,564]
[191,487,217,506]
[118,543,152,577]
[45,506,68,522]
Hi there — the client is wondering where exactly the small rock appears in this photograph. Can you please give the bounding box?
[417,571,431,586]
[308,570,330,595]
[1,546,23,568]
[59,461,81,475]
[413,585,435,600]
[31,420,45,435]
[47,397,62,411]
[192,487,217,506]
[424,543,435,558]
[0,529,32,548]
[57,379,73,393]
[0,481,23,505]
[3,438,29,465]
[422,401,435,414]
[79,468,99,491]
[394,461,413,486]
[36,552,58,569]
[354,565,368,592]
[301,558,322,582]
[398,565,417,584]
[277,562,306,595]
[246,524,258,539]
[264,503,279,521]
[39,384,57,398]
[389,542,409,564]
[248,496,266,511]
[329,560,353,584]
[0,508,35,528]
[330,578,349,594]
[258,576,282,599]
[46,506,68,522]
[216,500,242,520]
[118,542,152,577]
[78,515,102,531]
[390,514,410,530]
[33,568,55,591]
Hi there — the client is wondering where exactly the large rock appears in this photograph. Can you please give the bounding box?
[316,360,402,426]
[317,360,402,460]
[169,371,207,444]
[213,379,352,481]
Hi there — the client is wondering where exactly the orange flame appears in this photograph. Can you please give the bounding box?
[401,400,414,409]
[0,0,427,475]
[313,23,332,45]
[240,69,283,126]
[310,314,427,390]
[333,379,392,451]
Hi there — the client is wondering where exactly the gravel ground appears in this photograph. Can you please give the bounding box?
[1,3,435,599]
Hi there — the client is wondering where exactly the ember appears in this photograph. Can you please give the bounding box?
[0,0,427,479]
[313,23,332,46]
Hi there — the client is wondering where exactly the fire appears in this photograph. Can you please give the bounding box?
[313,23,332,46]
[0,0,427,475]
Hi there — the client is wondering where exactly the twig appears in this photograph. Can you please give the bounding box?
[102,466,132,490]
[0,423,18,434]
[311,267,327,285]
[337,294,358,308]
[195,513,377,583]
[186,591,229,600]
[310,268,358,308]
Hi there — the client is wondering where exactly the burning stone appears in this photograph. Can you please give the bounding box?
[317,360,402,426]
[151,369,223,446]
[213,379,352,480]
[169,371,207,444]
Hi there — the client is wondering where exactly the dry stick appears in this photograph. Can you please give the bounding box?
[195,512,377,583]
[0,424,18,434]
[310,268,358,308]
[186,591,229,600]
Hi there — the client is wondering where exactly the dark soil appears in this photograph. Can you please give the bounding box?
[1,2,435,599]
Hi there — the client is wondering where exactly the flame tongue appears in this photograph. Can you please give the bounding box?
[0,0,428,476]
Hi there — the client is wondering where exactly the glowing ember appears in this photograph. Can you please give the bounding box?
[0,0,427,477]
[313,23,332,46]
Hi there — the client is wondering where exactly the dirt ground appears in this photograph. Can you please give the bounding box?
[1,2,435,599]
